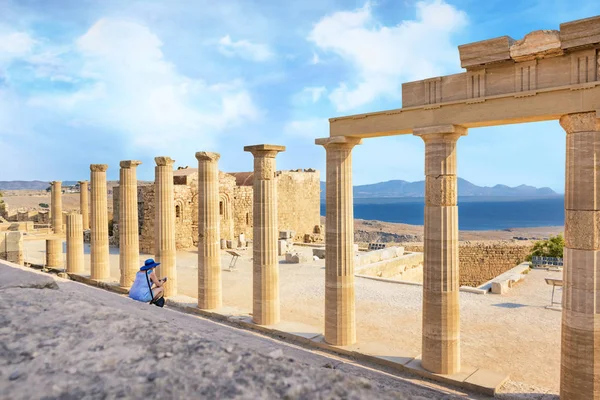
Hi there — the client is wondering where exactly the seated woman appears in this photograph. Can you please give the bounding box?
[129,259,167,307]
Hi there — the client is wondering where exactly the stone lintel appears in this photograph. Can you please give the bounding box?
[155,156,175,166]
[458,35,515,70]
[315,136,362,148]
[560,15,600,50]
[119,160,142,168]
[195,151,221,162]
[413,125,467,139]
[244,144,286,154]
[90,164,108,172]
[509,30,563,62]
[560,112,600,133]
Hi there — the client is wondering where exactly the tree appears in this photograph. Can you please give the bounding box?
[527,234,564,261]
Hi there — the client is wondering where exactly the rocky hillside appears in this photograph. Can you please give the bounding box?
[320,178,557,198]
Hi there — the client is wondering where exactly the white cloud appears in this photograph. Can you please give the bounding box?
[311,52,320,64]
[308,0,467,111]
[218,35,273,61]
[284,118,329,139]
[292,86,327,106]
[24,18,262,149]
[0,31,35,58]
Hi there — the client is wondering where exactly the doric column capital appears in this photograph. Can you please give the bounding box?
[195,152,221,162]
[154,156,175,166]
[77,180,88,185]
[560,112,600,134]
[90,164,108,172]
[316,136,362,150]
[244,144,285,158]
[413,124,467,142]
[119,160,142,168]
[50,181,62,186]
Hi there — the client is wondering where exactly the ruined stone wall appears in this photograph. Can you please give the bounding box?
[219,172,236,242]
[138,186,155,254]
[403,240,534,287]
[174,185,194,250]
[233,186,253,240]
[275,170,321,242]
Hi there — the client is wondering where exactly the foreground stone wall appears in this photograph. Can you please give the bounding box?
[403,240,534,287]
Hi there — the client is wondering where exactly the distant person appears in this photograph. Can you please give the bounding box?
[129,259,167,307]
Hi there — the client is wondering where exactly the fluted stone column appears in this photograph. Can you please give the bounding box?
[196,152,222,310]
[119,160,142,288]
[90,164,110,280]
[155,157,177,297]
[46,181,63,267]
[560,112,600,399]
[414,125,466,375]
[66,213,84,274]
[316,136,362,346]
[244,144,285,325]
[78,180,90,230]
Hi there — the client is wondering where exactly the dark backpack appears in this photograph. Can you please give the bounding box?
[145,271,165,308]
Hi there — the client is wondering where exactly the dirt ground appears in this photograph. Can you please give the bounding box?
[23,240,561,396]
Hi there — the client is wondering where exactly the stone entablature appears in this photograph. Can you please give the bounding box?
[329,16,600,138]
[403,18,600,109]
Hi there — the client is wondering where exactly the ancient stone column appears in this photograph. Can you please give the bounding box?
[560,112,600,400]
[414,125,466,375]
[196,152,222,310]
[66,213,84,274]
[316,136,362,346]
[78,180,90,230]
[119,160,142,288]
[244,144,285,325]
[90,164,110,280]
[46,181,63,267]
[155,157,177,297]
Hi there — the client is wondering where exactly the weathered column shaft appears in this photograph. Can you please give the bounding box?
[45,239,61,267]
[316,136,362,346]
[155,157,177,297]
[90,164,110,280]
[119,160,141,288]
[196,152,222,309]
[560,112,600,399]
[47,181,63,267]
[66,213,84,274]
[244,144,285,325]
[50,181,63,234]
[78,181,90,230]
[414,125,466,375]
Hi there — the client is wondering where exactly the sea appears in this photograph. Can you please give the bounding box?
[319,196,565,231]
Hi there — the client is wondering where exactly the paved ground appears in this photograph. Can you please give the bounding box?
[23,240,562,396]
[0,261,494,399]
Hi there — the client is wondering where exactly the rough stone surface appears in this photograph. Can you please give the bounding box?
[0,262,445,400]
[0,263,58,290]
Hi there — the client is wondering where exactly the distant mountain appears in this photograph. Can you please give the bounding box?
[0,181,79,190]
[320,178,558,198]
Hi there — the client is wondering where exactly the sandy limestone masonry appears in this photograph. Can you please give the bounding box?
[404,240,534,287]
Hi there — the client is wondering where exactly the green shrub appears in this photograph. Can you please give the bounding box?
[526,234,564,261]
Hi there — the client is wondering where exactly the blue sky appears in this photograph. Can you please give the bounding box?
[0,0,599,192]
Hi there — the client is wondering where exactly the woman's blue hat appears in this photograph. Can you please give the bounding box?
[141,258,160,271]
